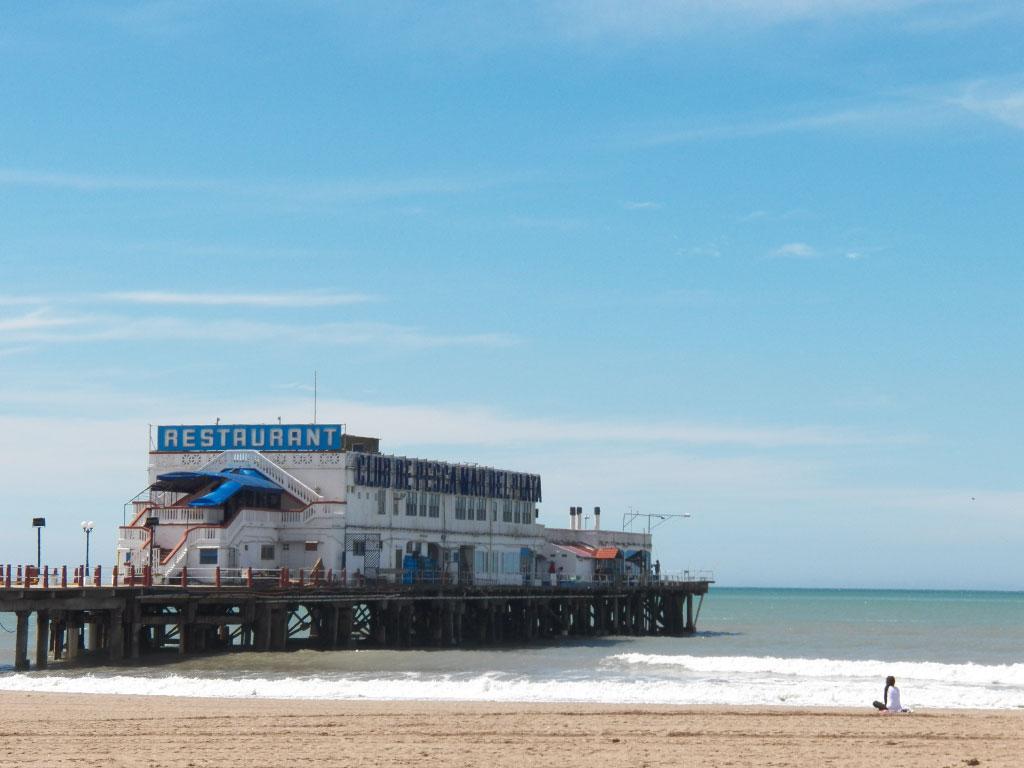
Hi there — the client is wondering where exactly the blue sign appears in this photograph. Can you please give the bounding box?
[156,424,344,452]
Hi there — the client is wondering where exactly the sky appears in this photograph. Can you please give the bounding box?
[0,1,1022,589]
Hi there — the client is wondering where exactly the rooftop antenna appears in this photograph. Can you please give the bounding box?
[622,508,693,535]
[313,370,318,424]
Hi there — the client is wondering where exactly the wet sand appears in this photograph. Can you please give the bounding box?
[0,692,1020,767]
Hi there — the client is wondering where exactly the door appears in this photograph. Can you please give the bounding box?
[459,545,475,586]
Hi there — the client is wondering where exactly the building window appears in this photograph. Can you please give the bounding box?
[502,500,512,523]
[513,501,521,524]
[406,491,418,516]
[393,496,401,515]
[198,548,218,565]
[476,498,486,521]
[378,491,386,515]
[455,497,466,521]
[491,500,498,522]
[260,544,275,561]
[419,492,428,517]
[304,541,319,552]
[429,493,440,518]
[352,540,366,556]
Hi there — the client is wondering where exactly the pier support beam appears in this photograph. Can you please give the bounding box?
[15,611,30,671]
[108,610,125,661]
[340,606,353,649]
[34,610,50,670]
[51,614,65,661]
[66,615,80,662]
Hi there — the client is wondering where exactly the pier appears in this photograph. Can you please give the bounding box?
[0,566,711,670]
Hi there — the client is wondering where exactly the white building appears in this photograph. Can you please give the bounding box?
[117,423,651,586]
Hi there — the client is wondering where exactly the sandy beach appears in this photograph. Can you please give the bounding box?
[0,693,1019,768]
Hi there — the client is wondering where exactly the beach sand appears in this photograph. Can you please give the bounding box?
[0,692,1019,767]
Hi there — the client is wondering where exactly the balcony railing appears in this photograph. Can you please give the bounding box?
[0,561,714,591]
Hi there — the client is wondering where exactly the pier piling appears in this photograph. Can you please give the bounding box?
[1,577,710,668]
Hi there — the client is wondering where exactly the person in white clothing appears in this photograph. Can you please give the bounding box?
[873,675,910,713]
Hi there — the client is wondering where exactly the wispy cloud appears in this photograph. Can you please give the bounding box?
[297,398,911,450]
[740,208,811,223]
[637,78,1024,148]
[552,0,932,40]
[0,290,375,309]
[768,242,817,259]
[677,245,722,259]
[639,105,911,146]
[623,200,662,210]
[0,167,510,202]
[0,308,84,332]
[100,291,375,308]
[0,310,518,350]
[952,81,1024,130]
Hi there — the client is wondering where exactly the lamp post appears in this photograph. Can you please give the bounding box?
[81,521,94,573]
[32,518,46,571]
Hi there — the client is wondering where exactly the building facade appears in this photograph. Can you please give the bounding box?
[117,423,651,586]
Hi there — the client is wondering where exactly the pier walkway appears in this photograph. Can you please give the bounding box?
[0,564,712,671]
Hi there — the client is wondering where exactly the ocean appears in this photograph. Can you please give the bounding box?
[2,588,1022,709]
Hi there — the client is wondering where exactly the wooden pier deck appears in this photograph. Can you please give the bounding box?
[1,577,710,671]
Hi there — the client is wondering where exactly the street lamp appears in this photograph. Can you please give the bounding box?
[81,521,94,573]
[32,518,46,571]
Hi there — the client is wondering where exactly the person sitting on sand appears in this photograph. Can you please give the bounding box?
[873,675,910,713]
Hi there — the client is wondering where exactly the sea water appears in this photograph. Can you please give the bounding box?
[2,588,1022,709]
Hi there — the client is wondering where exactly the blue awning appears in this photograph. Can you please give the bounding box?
[153,468,283,507]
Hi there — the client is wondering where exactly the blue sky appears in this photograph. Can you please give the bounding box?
[1,1,1022,588]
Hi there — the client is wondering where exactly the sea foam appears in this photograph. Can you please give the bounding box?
[0,655,1022,709]
[609,653,1024,687]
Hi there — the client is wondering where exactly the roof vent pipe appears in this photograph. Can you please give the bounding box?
[594,506,601,531]
[569,506,576,530]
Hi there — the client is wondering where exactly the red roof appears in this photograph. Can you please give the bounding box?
[594,547,620,560]
[554,544,596,559]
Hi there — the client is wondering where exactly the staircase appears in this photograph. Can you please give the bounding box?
[198,450,323,505]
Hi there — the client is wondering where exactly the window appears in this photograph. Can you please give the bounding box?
[406,491,418,516]
[491,500,498,522]
[198,548,218,565]
[378,490,386,515]
[514,501,521,524]
[455,497,466,521]
[476,498,486,521]
[393,496,401,515]
[260,544,275,561]
[352,540,366,556]
[502,500,512,523]
[419,492,428,517]
[304,541,319,552]
[429,493,440,518]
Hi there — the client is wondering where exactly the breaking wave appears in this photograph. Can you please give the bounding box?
[1,653,1022,709]
[608,653,1024,688]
